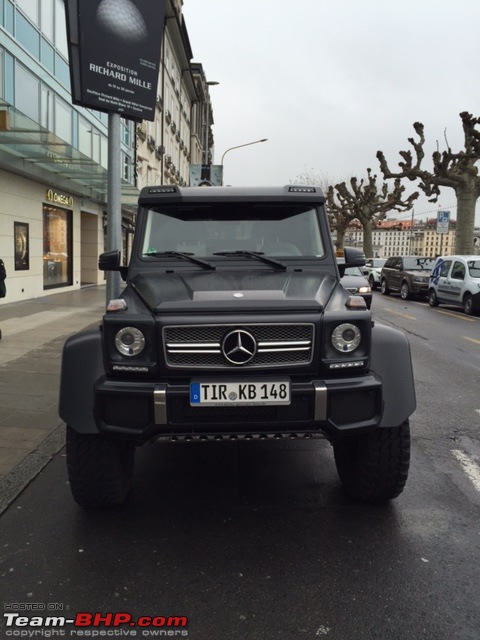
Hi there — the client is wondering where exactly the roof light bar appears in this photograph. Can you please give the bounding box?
[288,186,316,193]
[148,186,178,194]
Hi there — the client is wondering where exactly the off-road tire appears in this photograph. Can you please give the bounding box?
[428,289,439,307]
[66,426,135,508]
[333,420,410,502]
[400,281,411,300]
[380,279,390,295]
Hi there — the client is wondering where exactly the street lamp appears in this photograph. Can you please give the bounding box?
[204,81,219,165]
[221,138,268,166]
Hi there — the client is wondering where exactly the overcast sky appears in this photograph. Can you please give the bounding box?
[182,0,480,224]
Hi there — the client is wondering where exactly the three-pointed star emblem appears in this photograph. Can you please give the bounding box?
[222,329,257,365]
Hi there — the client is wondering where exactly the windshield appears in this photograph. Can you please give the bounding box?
[141,204,324,259]
[344,266,366,277]
[403,257,436,270]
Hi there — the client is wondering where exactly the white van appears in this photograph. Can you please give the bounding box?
[428,255,480,315]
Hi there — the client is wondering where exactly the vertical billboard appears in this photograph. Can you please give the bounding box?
[65,0,165,121]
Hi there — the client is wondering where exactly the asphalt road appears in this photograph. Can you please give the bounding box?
[1,291,480,640]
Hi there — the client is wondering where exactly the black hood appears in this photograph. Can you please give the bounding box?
[130,269,337,313]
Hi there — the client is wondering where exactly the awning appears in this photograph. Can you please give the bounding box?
[0,99,139,207]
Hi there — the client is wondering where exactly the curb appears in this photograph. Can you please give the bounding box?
[0,423,66,515]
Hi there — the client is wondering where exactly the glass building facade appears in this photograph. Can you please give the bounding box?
[0,0,137,299]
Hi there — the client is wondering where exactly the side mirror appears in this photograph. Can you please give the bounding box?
[343,247,366,267]
[339,247,366,275]
[98,250,128,280]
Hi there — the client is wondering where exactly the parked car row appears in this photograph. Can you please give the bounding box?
[360,254,480,316]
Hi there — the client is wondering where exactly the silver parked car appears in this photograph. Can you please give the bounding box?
[428,255,480,315]
[341,265,372,308]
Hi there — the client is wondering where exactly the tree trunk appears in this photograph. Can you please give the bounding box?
[335,227,346,251]
[362,220,373,258]
[455,186,479,254]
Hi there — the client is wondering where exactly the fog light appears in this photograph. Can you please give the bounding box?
[115,327,145,356]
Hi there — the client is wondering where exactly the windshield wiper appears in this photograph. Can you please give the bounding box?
[145,251,216,270]
[212,250,287,270]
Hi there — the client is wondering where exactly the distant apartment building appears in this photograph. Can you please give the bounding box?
[0,0,214,303]
[342,218,458,257]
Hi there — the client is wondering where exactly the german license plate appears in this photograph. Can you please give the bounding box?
[190,380,290,406]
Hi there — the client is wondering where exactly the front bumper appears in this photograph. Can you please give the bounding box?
[411,280,429,295]
[93,374,383,442]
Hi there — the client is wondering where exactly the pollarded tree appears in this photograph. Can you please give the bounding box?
[327,169,418,257]
[377,112,480,254]
[292,168,350,250]
[325,197,357,252]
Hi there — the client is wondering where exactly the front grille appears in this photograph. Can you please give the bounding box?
[163,323,314,369]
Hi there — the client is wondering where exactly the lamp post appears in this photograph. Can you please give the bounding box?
[204,81,219,165]
[220,138,268,184]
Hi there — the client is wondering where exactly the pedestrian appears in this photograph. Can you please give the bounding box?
[0,257,6,341]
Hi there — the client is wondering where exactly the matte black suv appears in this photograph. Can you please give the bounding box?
[380,256,436,300]
[59,185,415,507]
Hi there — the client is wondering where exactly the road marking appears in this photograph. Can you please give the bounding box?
[462,336,480,346]
[434,309,476,322]
[451,449,480,493]
[385,308,416,320]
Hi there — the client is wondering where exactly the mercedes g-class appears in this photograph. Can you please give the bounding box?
[59,185,415,507]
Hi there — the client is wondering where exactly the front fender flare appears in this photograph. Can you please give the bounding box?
[59,329,104,433]
[370,323,416,427]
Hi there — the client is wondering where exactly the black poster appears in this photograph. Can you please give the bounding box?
[66,0,165,121]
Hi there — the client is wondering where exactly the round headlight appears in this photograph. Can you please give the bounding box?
[115,327,145,356]
[331,323,361,353]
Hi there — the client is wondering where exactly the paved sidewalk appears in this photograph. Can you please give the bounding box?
[0,285,107,513]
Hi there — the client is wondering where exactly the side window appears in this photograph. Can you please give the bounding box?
[451,261,465,280]
[395,259,402,270]
[439,260,452,278]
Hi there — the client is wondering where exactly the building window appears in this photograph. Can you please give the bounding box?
[17,0,38,25]
[43,204,72,289]
[5,0,14,33]
[54,0,68,57]
[16,11,40,58]
[40,0,53,42]
[0,48,3,98]
[40,37,54,72]
[40,85,54,129]
[54,95,72,143]
[78,116,92,157]
[54,52,69,87]
[15,62,39,121]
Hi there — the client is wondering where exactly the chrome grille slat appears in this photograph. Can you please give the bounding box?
[163,323,314,369]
